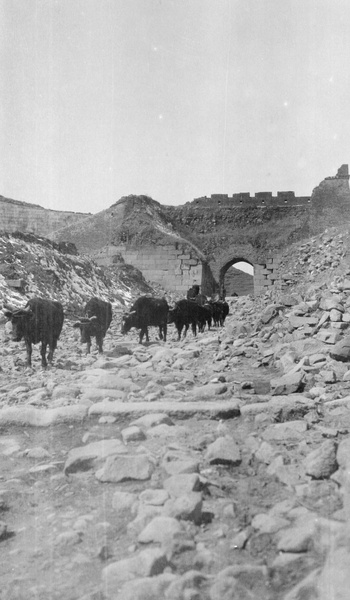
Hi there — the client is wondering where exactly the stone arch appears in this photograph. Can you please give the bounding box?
[212,245,278,297]
[219,257,254,297]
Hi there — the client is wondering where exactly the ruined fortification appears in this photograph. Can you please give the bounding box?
[1,165,349,296]
[192,190,310,209]
[0,195,90,235]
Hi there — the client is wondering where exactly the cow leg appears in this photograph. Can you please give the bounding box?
[158,326,163,340]
[163,324,167,342]
[25,340,32,367]
[139,328,148,344]
[191,322,197,337]
[96,334,103,353]
[183,324,189,339]
[40,342,48,367]
[47,344,55,363]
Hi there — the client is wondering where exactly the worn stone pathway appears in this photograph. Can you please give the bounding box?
[2,281,350,598]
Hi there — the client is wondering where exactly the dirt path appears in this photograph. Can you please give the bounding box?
[0,314,348,600]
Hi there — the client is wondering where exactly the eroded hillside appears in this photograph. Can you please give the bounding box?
[0,232,157,312]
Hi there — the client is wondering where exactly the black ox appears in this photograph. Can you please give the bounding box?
[121,296,169,344]
[188,292,212,332]
[210,300,229,327]
[3,297,64,367]
[73,297,112,353]
[168,299,210,339]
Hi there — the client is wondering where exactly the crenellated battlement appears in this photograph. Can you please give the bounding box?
[191,165,349,209]
[191,191,310,208]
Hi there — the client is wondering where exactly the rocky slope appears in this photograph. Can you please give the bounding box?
[1,225,350,599]
[50,195,194,255]
[0,232,159,313]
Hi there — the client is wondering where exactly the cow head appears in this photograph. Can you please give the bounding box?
[167,305,178,324]
[3,304,33,341]
[73,316,98,343]
[121,311,136,335]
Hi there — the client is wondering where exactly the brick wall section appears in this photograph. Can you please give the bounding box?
[0,196,89,235]
[192,191,310,208]
[248,257,281,296]
[94,243,203,295]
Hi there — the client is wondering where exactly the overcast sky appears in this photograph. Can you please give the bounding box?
[0,0,349,213]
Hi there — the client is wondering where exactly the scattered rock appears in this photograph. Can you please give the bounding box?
[303,440,338,479]
[330,336,350,361]
[138,516,183,544]
[205,436,241,466]
[96,454,154,483]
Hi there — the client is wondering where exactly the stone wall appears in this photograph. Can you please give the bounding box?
[94,243,203,295]
[192,191,310,209]
[310,165,350,230]
[0,196,89,235]
[1,164,349,297]
[253,258,281,295]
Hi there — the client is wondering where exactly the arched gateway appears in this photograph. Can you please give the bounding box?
[219,258,254,297]
[46,164,350,297]
[204,244,278,297]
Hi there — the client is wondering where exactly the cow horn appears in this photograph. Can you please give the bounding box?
[89,316,98,322]
[2,302,15,312]
[3,302,31,315]
[129,310,136,315]
[20,306,31,313]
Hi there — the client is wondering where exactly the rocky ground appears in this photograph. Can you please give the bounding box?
[1,226,350,599]
[1,278,350,599]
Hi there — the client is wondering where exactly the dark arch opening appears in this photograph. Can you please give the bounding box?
[220,258,254,297]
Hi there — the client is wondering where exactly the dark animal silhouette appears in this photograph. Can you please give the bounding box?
[73,297,112,353]
[210,300,230,327]
[186,285,200,300]
[168,299,210,340]
[193,293,208,306]
[121,296,169,344]
[3,297,64,367]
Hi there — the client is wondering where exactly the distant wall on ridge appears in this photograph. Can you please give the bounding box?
[0,195,90,235]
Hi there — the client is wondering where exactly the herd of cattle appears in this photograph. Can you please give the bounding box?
[2,287,229,367]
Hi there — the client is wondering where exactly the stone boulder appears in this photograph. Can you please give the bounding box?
[330,337,350,362]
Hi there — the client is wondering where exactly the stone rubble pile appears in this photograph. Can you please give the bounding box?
[1,228,350,598]
[275,227,349,287]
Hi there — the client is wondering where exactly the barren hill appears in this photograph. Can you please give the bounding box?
[51,195,190,254]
